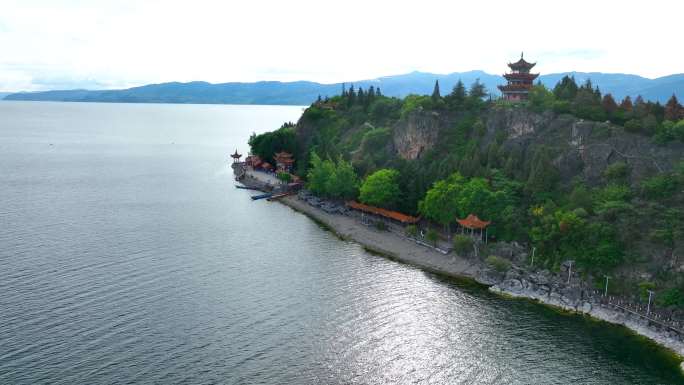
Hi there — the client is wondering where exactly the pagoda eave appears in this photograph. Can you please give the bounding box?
[503,73,539,81]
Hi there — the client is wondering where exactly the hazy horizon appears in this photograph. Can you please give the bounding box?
[1,0,683,92]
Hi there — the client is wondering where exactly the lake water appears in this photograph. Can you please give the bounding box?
[0,101,682,384]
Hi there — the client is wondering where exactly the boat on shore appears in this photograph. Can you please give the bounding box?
[250,193,273,201]
[266,192,294,201]
[235,184,262,191]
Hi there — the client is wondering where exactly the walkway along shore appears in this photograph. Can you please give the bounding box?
[277,195,684,365]
[235,165,684,367]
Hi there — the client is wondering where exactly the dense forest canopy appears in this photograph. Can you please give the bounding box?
[249,76,684,305]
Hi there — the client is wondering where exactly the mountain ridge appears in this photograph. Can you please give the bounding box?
[5,71,683,105]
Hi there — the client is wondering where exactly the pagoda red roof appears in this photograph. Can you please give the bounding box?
[346,201,420,224]
[456,214,491,229]
[503,72,539,81]
[261,162,273,170]
[498,84,534,92]
[508,56,536,70]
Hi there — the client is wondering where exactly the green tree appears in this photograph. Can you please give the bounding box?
[426,228,439,246]
[446,80,466,109]
[326,157,359,200]
[453,234,474,255]
[528,84,555,112]
[419,172,466,230]
[431,80,441,101]
[277,172,292,183]
[603,162,630,183]
[248,124,297,165]
[359,169,402,208]
[306,152,335,196]
[553,75,578,101]
[525,146,560,199]
[468,78,487,99]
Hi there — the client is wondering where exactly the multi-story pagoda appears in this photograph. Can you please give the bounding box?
[498,53,539,101]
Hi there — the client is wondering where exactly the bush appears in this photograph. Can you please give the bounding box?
[603,162,630,182]
[641,174,679,199]
[658,288,684,308]
[453,234,474,255]
[624,119,641,133]
[405,225,418,238]
[426,229,439,246]
[638,281,656,302]
[277,172,292,183]
[375,221,387,231]
[486,255,511,272]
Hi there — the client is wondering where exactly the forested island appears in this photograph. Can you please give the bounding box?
[249,69,684,315]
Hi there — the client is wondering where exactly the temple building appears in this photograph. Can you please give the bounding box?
[274,151,294,173]
[498,53,539,101]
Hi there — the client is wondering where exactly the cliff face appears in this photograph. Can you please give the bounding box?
[392,111,442,160]
[390,106,684,186]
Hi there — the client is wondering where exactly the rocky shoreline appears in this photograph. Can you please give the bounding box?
[279,195,684,364]
[236,169,684,367]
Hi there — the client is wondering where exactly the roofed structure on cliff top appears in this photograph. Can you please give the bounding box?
[497,52,539,102]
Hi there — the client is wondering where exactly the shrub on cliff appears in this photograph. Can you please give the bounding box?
[486,255,511,272]
[405,225,418,238]
[425,228,439,247]
[453,235,473,255]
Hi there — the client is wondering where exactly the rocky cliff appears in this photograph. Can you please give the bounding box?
[390,106,684,185]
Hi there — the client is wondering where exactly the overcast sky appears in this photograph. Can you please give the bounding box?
[1,0,682,92]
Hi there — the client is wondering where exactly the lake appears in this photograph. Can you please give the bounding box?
[0,101,682,384]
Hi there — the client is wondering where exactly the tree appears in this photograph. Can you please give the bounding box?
[277,172,292,183]
[634,95,648,118]
[419,172,466,230]
[620,96,633,112]
[426,229,439,247]
[468,78,487,99]
[525,146,560,199]
[602,94,618,115]
[528,84,555,112]
[307,152,335,196]
[553,75,578,101]
[446,80,466,108]
[248,124,297,165]
[359,169,402,208]
[431,80,441,101]
[326,157,359,200]
[348,84,356,106]
[665,94,684,121]
[307,152,360,199]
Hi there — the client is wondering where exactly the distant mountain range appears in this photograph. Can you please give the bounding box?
[4,71,683,105]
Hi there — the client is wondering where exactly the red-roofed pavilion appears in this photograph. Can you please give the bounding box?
[457,214,491,243]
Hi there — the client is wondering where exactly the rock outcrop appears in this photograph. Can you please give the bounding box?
[392,111,442,160]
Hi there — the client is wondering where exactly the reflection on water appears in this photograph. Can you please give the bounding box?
[0,101,681,384]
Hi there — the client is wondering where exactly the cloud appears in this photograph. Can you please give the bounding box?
[0,0,682,92]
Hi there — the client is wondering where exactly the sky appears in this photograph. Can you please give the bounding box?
[0,0,682,92]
